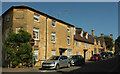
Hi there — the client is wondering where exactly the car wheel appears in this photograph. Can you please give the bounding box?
[55,64,59,70]
[67,63,70,68]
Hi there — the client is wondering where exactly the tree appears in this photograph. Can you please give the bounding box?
[3,28,33,68]
[115,36,120,52]
[104,36,114,51]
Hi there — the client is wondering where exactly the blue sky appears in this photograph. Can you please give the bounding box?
[2,2,118,40]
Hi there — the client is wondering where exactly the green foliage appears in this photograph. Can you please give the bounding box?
[3,28,33,68]
[104,35,114,51]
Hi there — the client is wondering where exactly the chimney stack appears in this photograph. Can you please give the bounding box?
[92,29,94,36]
[101,33,104,37]
[110,34,113,39]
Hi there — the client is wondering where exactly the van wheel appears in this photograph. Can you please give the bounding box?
[67,63,70,68]
[55,64,59,70]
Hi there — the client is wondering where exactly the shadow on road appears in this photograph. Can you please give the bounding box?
[69,55,120,72]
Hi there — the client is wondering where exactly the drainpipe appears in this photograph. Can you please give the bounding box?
[45,16,48,60]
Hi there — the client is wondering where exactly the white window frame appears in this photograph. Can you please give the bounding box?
[86,33,88,39]
[89,52,91,57]
[34,49,39,61]
[67,36,70,45]
[33,28,39,40]
[87,44,88,48]
[80,31,83,37]
[73,29,76,35]
[67,49,72,57]
[34,13,39,22]
[89,44,91,49]
[87,52,88,57]
[51,32,56,43]
[51,50,56,56]
[76,41,79,47]
[52,20,56,27]
[84,43,86,48]
[67,26,70,32]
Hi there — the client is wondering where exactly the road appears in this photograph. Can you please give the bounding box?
[2,55,120,73]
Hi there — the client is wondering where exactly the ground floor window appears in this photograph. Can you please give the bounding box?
[94,48,97,54]
[76,51,79,55]
[34,49,39,61]
[67,49,72,57]
[89,52,91,57]
[51,50,56,56]
[86,51,88,57]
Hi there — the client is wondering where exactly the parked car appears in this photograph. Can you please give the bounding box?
[69,55,85,66]
[107,52,113,57]
[101,52,109,59]
[90,54,103,61]
[42,55,70,70]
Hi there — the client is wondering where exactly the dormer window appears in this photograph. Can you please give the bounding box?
[34,13,39,22]
[67,26,70,32]
[86,33,88,39]
[80,31,83,37]
[52,20,56,27]
[73,28,76,35]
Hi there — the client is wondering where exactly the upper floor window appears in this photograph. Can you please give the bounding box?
[89,44,91,49]
[33,28,39,40]
[67,36,70,45]
[34,13,39,22]
[84,43,86,48]
[80,31,83,37]
[52,20,56,27]
[7,14,10,22]
[73,28,76,35]
[76,41,79,47]
[67,26,70,32]
[51,32,56,43]
[86,33,88,39]
[87,44,88,48]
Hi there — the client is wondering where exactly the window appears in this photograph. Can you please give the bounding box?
[34,49,39,61]
[89,44,91,49]
[34,13,39,22]
[87,52,88,57]
[76,51,79,55]
[84,43,86,48]
[89,52,91,57]
[67,36,70,45]
[67,49,72,56]
[87,44,88,48]
[76,41,79,46]
[51,32,56,43]
[80,31,83,37]
[52,20,56,27]
[33,28,39,40]
[6,28,9,37]
[67,26,70,32]
[16,27,23,34]
[74,29,76,35]
[86,33,88,39]
[94,48,97,54]
[51,50,56,56]
[7,14,10,21]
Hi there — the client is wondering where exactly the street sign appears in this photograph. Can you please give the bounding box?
[30,39,35,46]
